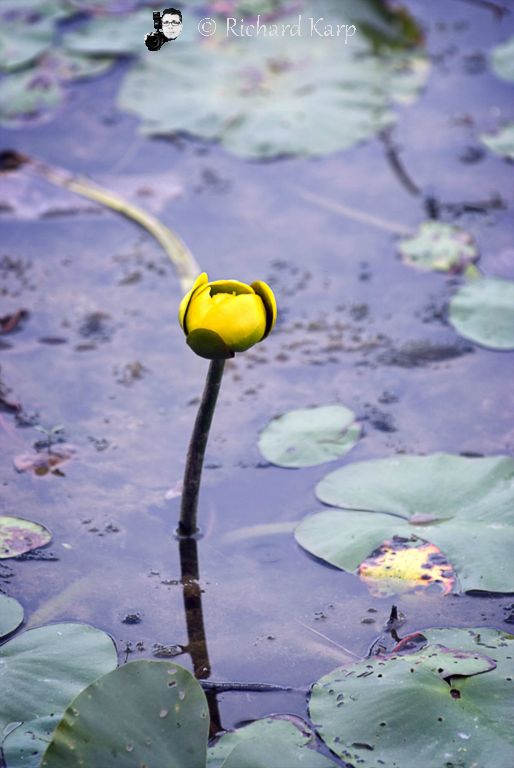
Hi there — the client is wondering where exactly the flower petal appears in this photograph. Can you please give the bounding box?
[197,293,267,352]
[251,281,277,338]
[178,272,208,332]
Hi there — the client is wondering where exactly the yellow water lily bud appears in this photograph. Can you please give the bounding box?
[178,273,277,359]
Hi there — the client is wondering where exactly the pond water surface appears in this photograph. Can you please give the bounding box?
[1,0,514,743]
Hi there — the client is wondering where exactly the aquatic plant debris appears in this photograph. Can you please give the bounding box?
[13,443,78,477]
[449,276,514,350]
[309,627,514,768]
[295,454,514,592]
[258,404,361,468]
[358,537,457,597]
[0,515,52,558]
[398,221,479,273]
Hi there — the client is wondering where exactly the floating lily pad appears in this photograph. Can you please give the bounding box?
[119,1,428,158]
[0,515,52,558]
[481,123,514,160]
[0,594,23,640]
[41,661,209,767]
[0,623,117,737]
[398,221,479,273]
[209,717,308,767]
[63,9,153,55]
[220,736,336,767]
[3,716,61,768]
[491,36,514,82]
[358,537,456,597]
[208,716,336,768]
[63,7,198,54]
[0,18,54,72]
[295,454,514,592]
[309,627,514,768]
[0,68,61,125]
[258,405,360,468]
[449,277,514,350]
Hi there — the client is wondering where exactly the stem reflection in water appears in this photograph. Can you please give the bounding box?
[179,536,222,736]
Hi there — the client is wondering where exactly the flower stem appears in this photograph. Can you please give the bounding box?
[178,359,225,536]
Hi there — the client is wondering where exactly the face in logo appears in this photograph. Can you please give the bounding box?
[161,8,183,40]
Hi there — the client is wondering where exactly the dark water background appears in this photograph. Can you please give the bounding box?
[1,0,514,735]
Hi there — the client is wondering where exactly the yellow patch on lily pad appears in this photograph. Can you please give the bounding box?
[358,537,456,597]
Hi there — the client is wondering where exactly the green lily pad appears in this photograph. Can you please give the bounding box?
[398,221,478,273]
[295,454,514,592]
[220,736,337,767]
[209,717,309,767]
[0,623,117,737]
[118,1,428,158]
[0,68,61,125]
[258,405,360,468]
[309,629,514,768]
[309,628,514,768]
[449,277,514,350]
[491,35,514,82]
[0,515,52,558]
[41,661,209,768]
[0,594,23,640]
[481,123,514,160]
[0,18,54,72]
[3,716,63,768]
[209,716,336,768]
[63,9,153,56]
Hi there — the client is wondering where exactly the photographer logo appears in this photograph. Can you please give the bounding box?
[145,7,183,51]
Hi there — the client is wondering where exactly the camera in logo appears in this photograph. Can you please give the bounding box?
[145,8,183,51]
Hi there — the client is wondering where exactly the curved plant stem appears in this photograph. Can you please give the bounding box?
[179,359,225,536]
[2,150,199,292]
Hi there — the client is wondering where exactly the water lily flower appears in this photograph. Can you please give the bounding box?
[178,273,277,359]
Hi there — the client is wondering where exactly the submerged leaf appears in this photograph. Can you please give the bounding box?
[0,515,52,558]
[258,404,360,468]
[398,221,479,273]
[310,628,514,768]
[449,277,514,350]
